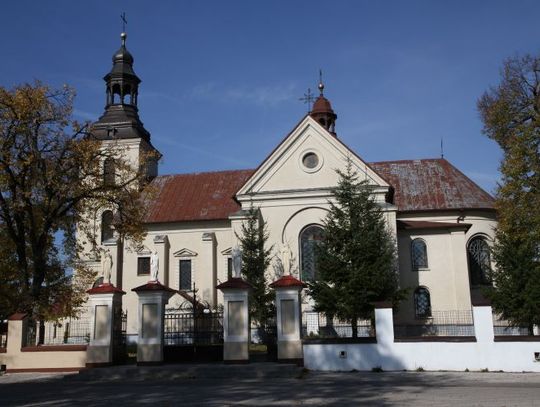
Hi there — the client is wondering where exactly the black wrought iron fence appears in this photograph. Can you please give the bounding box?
[394,310,475,337]
[302,312,374,338]
[24,309,92,346]
[492,314,531,336]
[164,310,223,346]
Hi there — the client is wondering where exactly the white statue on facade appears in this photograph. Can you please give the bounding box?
[231,246,242,278]
[150,250,159,282]
[102,249,113,285]
[280,245,291,276]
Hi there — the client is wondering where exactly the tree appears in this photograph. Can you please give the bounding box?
[478,54,540,334]
[237,206,274,339]
[0,82,153,323]
[308,159,402,338]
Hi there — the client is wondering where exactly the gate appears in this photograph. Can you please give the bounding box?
[164,307,223,362]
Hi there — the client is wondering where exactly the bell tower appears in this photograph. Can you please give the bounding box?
[90,31,160,179]
[310,72,338,136]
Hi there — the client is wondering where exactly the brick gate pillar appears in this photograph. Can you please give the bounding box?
[217,278,252,363]
[86,284,125,367]
[132,282,176,365]
[270,275,305,364]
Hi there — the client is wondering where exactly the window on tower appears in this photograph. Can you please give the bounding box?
[101,210,114,243]
[103,158,115,186]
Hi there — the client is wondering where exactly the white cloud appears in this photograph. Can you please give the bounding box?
[189,82,298,107]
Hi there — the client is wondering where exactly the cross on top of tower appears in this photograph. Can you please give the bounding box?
[121,12,127,33]
[299,88,316,112]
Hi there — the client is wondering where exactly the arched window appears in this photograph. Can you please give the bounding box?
[300,225,325,281]
[101,210,114,243]
[103,158,115,186]
[414,287,431,318]
[467,236,492,286]
[411,238,428,269]
[111,84,121,104]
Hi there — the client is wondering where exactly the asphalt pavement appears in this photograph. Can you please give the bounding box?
[1,368,540,406]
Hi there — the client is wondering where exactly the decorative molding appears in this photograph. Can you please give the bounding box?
[173,248,198,257]
[202,232,215,242]
[221,247,232,256]
[137,246,152,256]
[153,235,169,244]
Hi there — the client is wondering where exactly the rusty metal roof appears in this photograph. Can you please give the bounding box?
[370,158,494,212]
[144,169,255,224]
[144,159,493,224]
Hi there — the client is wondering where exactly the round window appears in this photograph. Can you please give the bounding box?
[302,152,319,169]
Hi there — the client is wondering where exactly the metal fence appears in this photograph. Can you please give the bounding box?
[394,310,475,337]
[251,317,277,344]
[492,314,531,336]
[25,309,92,346]
[164,310,223,346]
[302,312,374,338]
[0,320,7,348]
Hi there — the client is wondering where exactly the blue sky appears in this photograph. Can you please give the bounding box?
[2,0,539,193]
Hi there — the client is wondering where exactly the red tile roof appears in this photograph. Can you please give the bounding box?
[370,158,494,212]
[143,159,494,224]
[269,275,306,288]
[144,169,254,224]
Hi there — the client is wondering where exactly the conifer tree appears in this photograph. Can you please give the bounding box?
[478,54,540,334]
[237,207,274,339]
[308,159,401,338]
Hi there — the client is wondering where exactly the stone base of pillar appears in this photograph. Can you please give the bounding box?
[132,281,176,366]
[277,339,303,363]
[86,346,113,367]
[85,284,125,367]
[270,275,306,366]
[217,277,252,364]
[137,344,163,365]
[224,342,249,363]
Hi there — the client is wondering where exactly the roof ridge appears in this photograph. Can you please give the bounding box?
[156,168,256,178]
[370,157,444,165]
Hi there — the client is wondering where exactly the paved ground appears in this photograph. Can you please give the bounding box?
[1,369,540,406]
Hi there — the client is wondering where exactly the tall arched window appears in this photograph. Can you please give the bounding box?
[103,158,115,186]
[411,238,428,269]
[467,236,492,286]
[300,225,325,281]
[101,210,114,243]
[414,287,431,318]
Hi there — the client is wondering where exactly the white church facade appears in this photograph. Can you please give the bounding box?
[85,33,497,339]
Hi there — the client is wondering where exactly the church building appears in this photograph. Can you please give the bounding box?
[86,33,497,338]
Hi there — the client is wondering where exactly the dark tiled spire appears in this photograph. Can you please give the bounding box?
[91,32,150,142]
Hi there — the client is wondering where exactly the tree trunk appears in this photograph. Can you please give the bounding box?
[351,317,358,339]
[38,320,45,345]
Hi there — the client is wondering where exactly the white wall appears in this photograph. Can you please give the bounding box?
[304,306,540,372]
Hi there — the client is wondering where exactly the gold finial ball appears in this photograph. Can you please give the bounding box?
[121,32,127,39]
[318,82,324,92]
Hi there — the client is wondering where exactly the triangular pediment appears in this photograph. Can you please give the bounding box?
[173,248,198,257]
[220,247,232,256]
[236,116,389,200]
[136,246,152,255]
